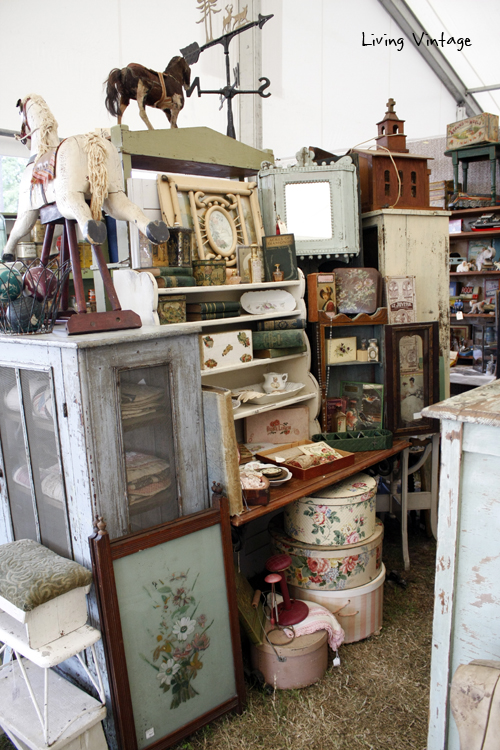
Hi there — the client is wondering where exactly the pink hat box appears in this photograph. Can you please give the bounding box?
[250,628,328,689]
[289,563,386,644]
[269,518,384,592]
[284,472,378,546]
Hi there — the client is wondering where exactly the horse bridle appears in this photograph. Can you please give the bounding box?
[15,97,40,145]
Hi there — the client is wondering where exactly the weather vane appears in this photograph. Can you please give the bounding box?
[181,11,273,139]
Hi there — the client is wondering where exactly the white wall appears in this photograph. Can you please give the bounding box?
[0,0,497,162]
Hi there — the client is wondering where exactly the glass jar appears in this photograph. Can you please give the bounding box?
[367,338,379,362]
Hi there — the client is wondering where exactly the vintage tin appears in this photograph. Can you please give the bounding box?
[157,295,186,325]
[269,518,384,592]
[284,472,378,546]
[78,242,93,269]
[166,226,193,267]
[289,564,385,644]
[446,113,499,150]
[16,242,37,261]
[192,259,227,286]
[250,628,328,689]
[199,329,252,370]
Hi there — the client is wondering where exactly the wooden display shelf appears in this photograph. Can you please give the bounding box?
[449,230,500,239]
[450,270,500,278]
[317,307,388,326]
[231,439,410,526]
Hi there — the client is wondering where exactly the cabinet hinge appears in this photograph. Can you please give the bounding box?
[63,403,68,418]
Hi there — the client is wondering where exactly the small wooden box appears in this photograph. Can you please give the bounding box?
[199,329,253,370]
[255,440,355,480]
[447,113,499,150]
[244,406,310,445]
[327,336,357,364]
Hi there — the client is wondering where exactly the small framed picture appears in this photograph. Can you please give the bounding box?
[307,273,336,322]
[449,218,462,234]
[484,278,500,302]
[262,234,298,282]
[340,381,384,431]
[327,337,357,364]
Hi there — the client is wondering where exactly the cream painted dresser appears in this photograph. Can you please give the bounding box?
[422,380,500,749]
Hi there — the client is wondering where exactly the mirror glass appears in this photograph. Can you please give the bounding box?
[285,181,332,240]
[399,334,424,425]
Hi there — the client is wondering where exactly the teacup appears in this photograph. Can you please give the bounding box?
[262,372,288,394]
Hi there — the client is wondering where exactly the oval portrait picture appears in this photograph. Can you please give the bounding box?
[205,206,237,257]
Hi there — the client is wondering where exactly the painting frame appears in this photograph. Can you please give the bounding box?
[89,498,245,750]
[339,381,384,431]
[262,233,299,282]
[385,322,440,437]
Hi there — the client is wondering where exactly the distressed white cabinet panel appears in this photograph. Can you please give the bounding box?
[423,380,500,750]
[0,325,209,750]
[362,209,450,398]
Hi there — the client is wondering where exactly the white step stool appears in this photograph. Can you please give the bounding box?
[0,540,93,649]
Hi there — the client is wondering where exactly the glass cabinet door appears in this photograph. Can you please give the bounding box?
[118,365,179,533]
[0,367,71,558]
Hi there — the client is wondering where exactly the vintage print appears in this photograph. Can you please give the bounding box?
[385,275,416,324]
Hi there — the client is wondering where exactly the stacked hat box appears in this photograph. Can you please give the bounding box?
[270,472,385,643]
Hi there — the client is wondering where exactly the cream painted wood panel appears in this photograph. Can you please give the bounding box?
[362,208,451,398]
[423,381,500,750]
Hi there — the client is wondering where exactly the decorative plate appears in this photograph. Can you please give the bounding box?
[243,462,293,486]
[233,382,305,405]
[240,289,296,315]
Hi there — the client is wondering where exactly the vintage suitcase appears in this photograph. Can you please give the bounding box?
[269,518,384,591]
[199,329,252,370]
[251,628,328,689]
[289,563,385,644]
[284,472,378,546]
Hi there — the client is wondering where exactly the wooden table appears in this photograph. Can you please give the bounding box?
[445,142,500,204]
[231,439,410,527]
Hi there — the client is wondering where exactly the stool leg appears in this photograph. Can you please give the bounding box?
[65,220,87,314]
[60,228,70,312]
[39,224,55,266]
[91,244,122,311]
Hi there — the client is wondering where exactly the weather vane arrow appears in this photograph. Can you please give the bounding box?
[180,13,273,139]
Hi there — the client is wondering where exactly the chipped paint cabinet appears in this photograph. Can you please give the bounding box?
[422,381,500,750]
[0,325,208,561]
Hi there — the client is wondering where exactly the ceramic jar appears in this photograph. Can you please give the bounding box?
[262,371,288,393]
[284,472,378,546]
[269,517,384,592]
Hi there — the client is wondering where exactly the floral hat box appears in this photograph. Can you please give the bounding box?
[269,517,384,592]
[284,473,378,546]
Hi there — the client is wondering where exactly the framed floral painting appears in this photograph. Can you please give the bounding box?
[90,499,244,750]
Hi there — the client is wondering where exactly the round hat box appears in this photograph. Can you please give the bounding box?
[251,628,328,689]
[269,518,384,592]
[284,472,378,546]
[289,564,386,644]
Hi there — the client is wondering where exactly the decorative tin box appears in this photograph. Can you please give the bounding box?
[284,472,378,546]
[157,295,186,325]
[245,408,310,446]
[192,259,227,286]
[269,518,384,591]
[289,564,385,644]
[446,113,499,150]
[255,440,355,479]
[199,330,252,370]
[251,628,328,689]
[327,336,357,364]
[335,268,382,314]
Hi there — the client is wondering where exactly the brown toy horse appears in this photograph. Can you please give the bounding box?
[104,56,191,130]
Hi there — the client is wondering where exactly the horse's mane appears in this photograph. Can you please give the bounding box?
[22,94,58,157]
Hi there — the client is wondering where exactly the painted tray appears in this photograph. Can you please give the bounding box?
[269,518,384,592]
[289,564,385,643]
[312,429,393,453]
[233,382,305,405]
[284,473,378,546]
[335,268,381,314]
[240,289,296,315]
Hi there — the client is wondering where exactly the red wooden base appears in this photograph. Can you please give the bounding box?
[66,309,142,335]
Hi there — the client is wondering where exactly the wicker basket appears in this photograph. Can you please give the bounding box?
[0,259,70,335]
[312,429,393,452]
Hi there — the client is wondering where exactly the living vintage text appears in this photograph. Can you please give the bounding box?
[362,32,471,52]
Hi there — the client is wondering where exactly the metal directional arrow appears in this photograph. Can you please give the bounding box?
[180,13,273,139]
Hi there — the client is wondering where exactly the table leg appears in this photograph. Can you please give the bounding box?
[453,156,460,194]
[490,156,497,205]
[462,161,469,194]
[430,433,440,540]
[401,447,410,571]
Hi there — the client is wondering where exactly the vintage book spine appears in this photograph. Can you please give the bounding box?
[158,266,194,277]
[186,301,241,313]
[253,344,307,358]
[157,275,196,288]
[256,318,306,331]
[252,329,304,350]
[187,311,241,320]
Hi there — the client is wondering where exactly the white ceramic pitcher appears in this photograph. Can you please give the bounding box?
[262,372,288,393]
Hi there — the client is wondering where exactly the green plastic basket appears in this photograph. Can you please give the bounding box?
[312,429,393,452]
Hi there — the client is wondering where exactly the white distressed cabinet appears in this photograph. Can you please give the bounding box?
[422,380,500,750]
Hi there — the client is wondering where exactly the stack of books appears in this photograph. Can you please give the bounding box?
[252,324,306,359]
[139,266,196,287]
[186,301,241,321]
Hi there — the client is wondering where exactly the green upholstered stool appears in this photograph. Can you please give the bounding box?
[0,539,93,649]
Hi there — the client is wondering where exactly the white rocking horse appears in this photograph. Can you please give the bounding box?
[2,94,169,261]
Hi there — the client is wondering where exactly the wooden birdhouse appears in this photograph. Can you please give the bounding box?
[354,99,432,213]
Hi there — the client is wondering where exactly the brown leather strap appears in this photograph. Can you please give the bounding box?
[154,71,171,109]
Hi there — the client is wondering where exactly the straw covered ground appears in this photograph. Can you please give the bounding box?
[0,514,436,750]
[173,513,436,750]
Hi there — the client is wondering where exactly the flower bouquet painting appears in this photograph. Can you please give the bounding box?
[145,571,213,710]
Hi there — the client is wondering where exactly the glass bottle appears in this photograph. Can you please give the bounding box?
[272,263,284,282]
[367,338,379,362]
[249,245,263,283]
